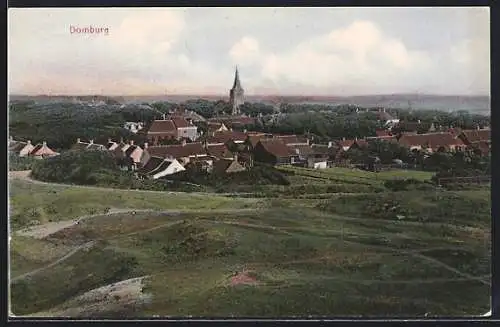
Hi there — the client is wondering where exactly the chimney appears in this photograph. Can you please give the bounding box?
[89,139,94,144]
[244,129,247,133]
[77,138,81,143]
[477,125,480,130]
[355,137,358,141]
[181,139,187,146]
[129,140,134,146]
[42,141,47,146]
[306,138,310,145]
[342,137,346,141]
[233,153,238,162]
[162,114,166,120]
[328,141,333,148]
[383,108,386,112]
[144,142,148,149]
[27,140,31,145]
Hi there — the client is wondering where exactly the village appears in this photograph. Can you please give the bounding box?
[8,104,491,183]
[8,7,492,318]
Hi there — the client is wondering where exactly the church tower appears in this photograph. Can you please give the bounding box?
[229,66,244,115]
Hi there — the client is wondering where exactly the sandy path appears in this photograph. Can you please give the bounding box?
[27,276,152,317]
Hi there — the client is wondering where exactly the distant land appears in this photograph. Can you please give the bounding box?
[9,94,490,115]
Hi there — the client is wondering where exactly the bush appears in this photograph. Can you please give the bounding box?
[383,178,430,192]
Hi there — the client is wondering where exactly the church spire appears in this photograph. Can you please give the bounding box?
[232,66,242,90]
[229,65,244,116]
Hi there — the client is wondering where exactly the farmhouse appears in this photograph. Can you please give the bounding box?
[457,128,490,146]
[205,131,247,146]
[213,158,246,174]
[139,156,185,179]
[146,119,178,145]
[71,138,107,151]
[398,132,465,152]
[206,144,235,160]
[29,141,60,159]
[253,139,300,166]
[142,141,207,166]
[9,139,35,157]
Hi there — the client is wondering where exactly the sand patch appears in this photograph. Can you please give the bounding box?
[16,220,79,239]
[31,276,152,317]
[230,270,259,286]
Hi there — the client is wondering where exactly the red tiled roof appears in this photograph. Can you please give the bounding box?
[172,117,191,128]
[138,156,165,174]
[398,132,464,149]
[288,144,314,156]
[274,135,308,145]
[147,120,177,133]
[30,143,57,156]
[460,129,490,144]
[338,139,355,147]
[146,142,206,159]
[354,139,368,147]
[257,139,297,158]
[206,131,247,144]
[376,130,391,137]
[366,135,398,142]
[206,144,234,159]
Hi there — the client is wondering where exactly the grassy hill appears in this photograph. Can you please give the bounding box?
[9,177,490,317]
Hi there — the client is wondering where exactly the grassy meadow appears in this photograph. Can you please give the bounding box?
[8,169,491,317]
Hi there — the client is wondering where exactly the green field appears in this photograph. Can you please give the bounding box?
[9,176,491,317]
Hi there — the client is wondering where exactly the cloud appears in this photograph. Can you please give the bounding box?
[229,36,261,66]
[230,20,434,94]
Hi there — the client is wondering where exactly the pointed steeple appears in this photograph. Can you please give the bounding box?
[232,66,242,90]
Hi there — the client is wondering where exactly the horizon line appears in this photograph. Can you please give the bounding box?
[9,93,491,98]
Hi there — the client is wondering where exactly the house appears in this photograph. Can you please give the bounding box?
[274,135,309,146]
[457,128,491,146]
[253,139,300,166]
[123,122,144,134]
[146,119,178,145]
[392,120,421,133]
[206,144,235,160]
[338,138,355,151]
[142,141,207,166]
[207,122,230,135]
[246,133,273,150]
[170,117,198,141]
[71,138,107,151]
[348,138,368,150]
[398,132,465,152]
[125,141,144,169]
[184,156,216,173]
[307,153,329,169]
[469,141,491,156]
[375,129,392,137]
[376,109,400,127]
[29,141,59,159]
[106,139,120,151]
[139,156,185,179]
[213,158,246,174]
[9,139,35,157]
[205,131,247,146]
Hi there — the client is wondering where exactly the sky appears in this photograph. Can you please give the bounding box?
[8,7,490,96]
